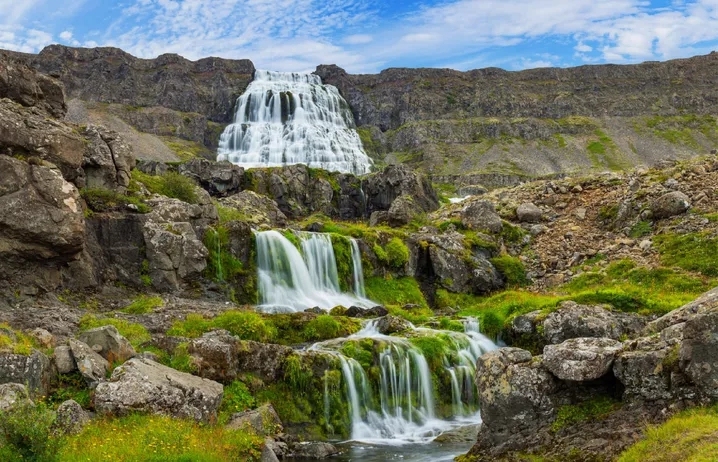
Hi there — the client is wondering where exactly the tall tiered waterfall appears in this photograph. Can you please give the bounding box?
[217,70,372,175]
[255,230,374,312]
[312,319,497,443]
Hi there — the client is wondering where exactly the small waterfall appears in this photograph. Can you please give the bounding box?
[255,230,374,312]
[217,70,372,175]
[312,318,496,444]
[350,238,366,298]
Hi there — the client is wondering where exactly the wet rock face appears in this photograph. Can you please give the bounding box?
[94,357,224,423]
[543,337,624,381]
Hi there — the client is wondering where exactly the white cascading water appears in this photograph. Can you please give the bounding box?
[217,70,373,175]
[311,318,497,444]
[255,230,375,312]
[350,238,366,298]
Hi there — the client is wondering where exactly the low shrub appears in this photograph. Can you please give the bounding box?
[0,402,60,462]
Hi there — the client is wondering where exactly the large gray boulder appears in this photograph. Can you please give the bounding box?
[69,338,109,384]
[94,357,223,423]
[543,337,623,381]
[53,345,77,374]
[516,202,543,223]
[0,350,53,396]
[78,325,136,363]
[0,383,32,411]
[542,301,645,345]
[645,286,718,334]
[461,200,503,233]
[189,330,242,383]
[651,191,691,219]
[226,403,283,436]
[474,348,558,452]
[53,399,91,435]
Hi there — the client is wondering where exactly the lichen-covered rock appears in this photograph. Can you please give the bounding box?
[0,350,53,396]
[78,325,136,363]
[53,399,90,435]
[461,200,503,233]
[188,330,242,383]
[651,191,691,219]
[219,190,287,228]
[646,286,718,334]
[543,337,623,381]
[542,301,645,345]
[94,357,223,423]
[0,383,32,411]
[680,308,718,400]
[69,338,109,384]
[179,158,243,197]
[53,345,77,374]
[375,315,412,335]
[235,340,294,383]
[474,348,558,453]
[613,335,679,402]
[226,403,283,436]
[516,202,543,223]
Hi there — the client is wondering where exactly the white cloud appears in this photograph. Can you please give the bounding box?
[343,34,372,45]
[59,30,73,41]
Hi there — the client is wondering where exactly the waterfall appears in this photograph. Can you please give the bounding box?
[254,230,374,312]
[311,318,497,444]
[217,70,373,175]
[350,238,366,298]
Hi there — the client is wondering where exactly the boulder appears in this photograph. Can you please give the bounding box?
[645,286,718,334]
[516,203,543,223]
[52,399,90,435]
[613,335,678,402]
[0,383,32,411]
[651,191,691,219]
[188,330,241,383]
[474,348,558,452]
[69,339,109,384]
[461,200,503,233]
[78,325,136,363]
[236,341,294,383]
[226,403,283,436]
[387,194,422,227]
[0,350,53,396]
[345,306,388,318]
[53,345,77,374]
[375,315,412,335]
[680,309,718,399]
[288,442,340,459]
[29,328,55,349]
[542,301,645,345]
[218,191,287,228]
[179,158,243,197]
[94,357,223,423]
[543,337,623,381]
[260,443,281,462]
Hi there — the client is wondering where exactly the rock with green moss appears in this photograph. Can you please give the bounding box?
[219,191,287,227]
[226,403,283,436]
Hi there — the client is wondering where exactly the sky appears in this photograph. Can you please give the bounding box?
[1,0,718,73]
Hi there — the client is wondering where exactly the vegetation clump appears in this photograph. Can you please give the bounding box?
[551,396,620,432]
[122,294,163,314]
[132,170,199,204]
[80,188,150,214]
[78,315,151,349]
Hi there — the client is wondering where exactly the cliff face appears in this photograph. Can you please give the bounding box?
[316,53,718,129]
[8,45,255,124]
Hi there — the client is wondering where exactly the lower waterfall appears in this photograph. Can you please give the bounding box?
[255,230,374,312]
[310,319,497,444]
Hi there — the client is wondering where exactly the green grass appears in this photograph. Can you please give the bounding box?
[365,276,429,309]
[618,406,718,462]
[0,402,60,462]
[78,315,151,349]
[0,323,35,355]
[48,372,92,408]
[218,380,256,424]
[215,203,249,223]
[168,310,277,343]
[552,396,620,432]
[131,170,198,204]
[81,188,150,214]
[302,315,343,341]
[655,232,718,277]
[628,220,652,238]
[122,295,163,315]
[59,414,265,461]
[490,255,529,287]
[160,137,209,162]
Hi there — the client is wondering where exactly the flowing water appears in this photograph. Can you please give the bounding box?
[217,70,372,175]
[254,230,374,312]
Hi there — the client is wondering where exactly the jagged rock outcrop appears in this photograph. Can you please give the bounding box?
[69,338,109,384]
[80,124,135,192]
[542,301,646,345]
[10,45,255,124]
[364,164,439,218]
[0,53,66,118]
[218,191,287,228]
[178,158,244,197]
[94,357,223,423]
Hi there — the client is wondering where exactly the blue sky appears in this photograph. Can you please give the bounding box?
[2,0,718,73]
